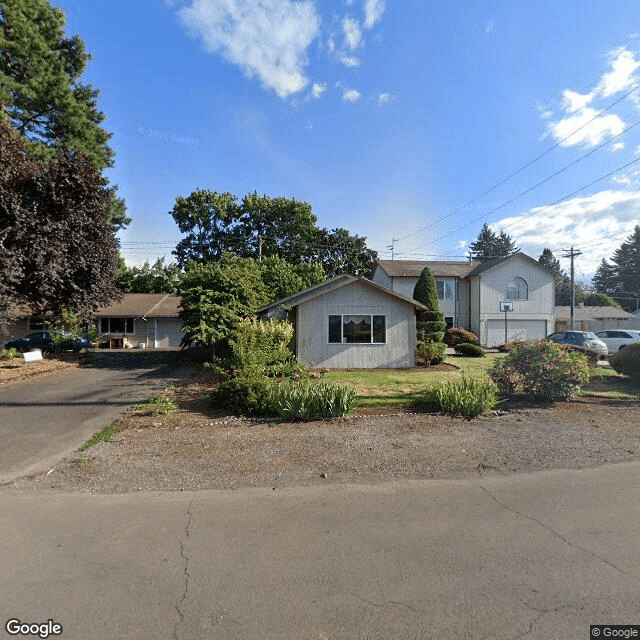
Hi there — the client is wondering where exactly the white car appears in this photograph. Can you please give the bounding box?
[594,329,640,355]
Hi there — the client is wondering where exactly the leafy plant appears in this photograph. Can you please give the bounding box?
[489,340,591,402]
[453,342,485,358]
[210,374,274,415]
[417,341,447,366]
[230,317,295,369]
[0,347,20,360]
[608,343,640,381]
[270,381,357,420]
[435,374,498,418]
[444,327,479,346]
[134,395,180,416]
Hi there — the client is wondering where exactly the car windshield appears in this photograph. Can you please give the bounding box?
[583,332,598,339]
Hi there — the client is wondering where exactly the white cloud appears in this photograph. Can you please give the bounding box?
[339,54,361,68]
[544,46,639,149]
[545,107,625,147]
[342,88,361,102]
[377,91,394,106]
[363,0,386,29]
[311,82,327,99]
[612,142,626,151]
[484,20,494,36]
[177,0,320,98]
[597,47,640,97]
[494,189,640,278]
[342,16,363,49]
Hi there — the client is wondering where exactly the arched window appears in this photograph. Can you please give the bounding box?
[507,277,528,300]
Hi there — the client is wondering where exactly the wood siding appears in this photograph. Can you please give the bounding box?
[470,255,555,346]
[295,281,417,368]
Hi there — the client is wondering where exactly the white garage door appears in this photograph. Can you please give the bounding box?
[155,319,184,348]
[485,319,547,347]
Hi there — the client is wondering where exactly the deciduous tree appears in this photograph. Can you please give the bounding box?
[0,121,121,323]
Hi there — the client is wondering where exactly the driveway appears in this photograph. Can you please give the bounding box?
[1,462,639,639]
[0,350,200,483]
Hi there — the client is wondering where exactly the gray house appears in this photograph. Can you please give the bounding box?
[373,253,556,346]
[258,275,428,369]
[555,305,640,332]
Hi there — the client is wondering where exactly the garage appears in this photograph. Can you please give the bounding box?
[485,319,548,347]
[155,318,184,348]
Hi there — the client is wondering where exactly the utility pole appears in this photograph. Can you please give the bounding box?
[387,238,398,260]
[563,246,582,330]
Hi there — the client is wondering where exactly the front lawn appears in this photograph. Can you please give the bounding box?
[322,354,504,408]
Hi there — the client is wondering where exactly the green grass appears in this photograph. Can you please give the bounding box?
[323,354,504,408]
[134,392,180,416]
[581,365,639,400]
[79,425,118,451]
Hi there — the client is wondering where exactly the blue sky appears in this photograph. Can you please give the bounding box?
[55,0,640,281]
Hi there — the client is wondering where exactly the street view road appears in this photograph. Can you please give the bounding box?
[0,351,197,483]
[1,461,639,639]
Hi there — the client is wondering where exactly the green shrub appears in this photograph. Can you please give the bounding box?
[417,341,447,366]
[230,318,294,369]
[489,340,591,401]
[417,320,447,334]
[271,381,357,420]
[0,347,20,360]
[210,374,275,415]
[435,374,499,418]
[444,327,479,346]
[608,343,640,381]
[454,342,485,357]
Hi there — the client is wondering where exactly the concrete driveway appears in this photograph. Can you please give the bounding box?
[0,350,199,483]
[1,461,639,639]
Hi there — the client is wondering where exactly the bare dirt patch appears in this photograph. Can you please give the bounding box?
[0,355,78,385]
[5,368,639,495]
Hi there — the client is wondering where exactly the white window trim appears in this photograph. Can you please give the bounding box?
[506,277,528,301]
[437,279,454,301]
[328,314,386,344]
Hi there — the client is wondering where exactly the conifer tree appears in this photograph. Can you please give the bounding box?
[468,223,518,263]
[413,267,447,365]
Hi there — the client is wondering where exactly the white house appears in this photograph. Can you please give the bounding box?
[258,275,428,369]
[373,253,556,346]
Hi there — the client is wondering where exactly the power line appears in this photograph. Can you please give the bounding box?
[393,83,640,244]
[397,121,640,257]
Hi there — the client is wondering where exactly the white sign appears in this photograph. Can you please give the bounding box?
[500,301,513,312]
[23,350,43,362]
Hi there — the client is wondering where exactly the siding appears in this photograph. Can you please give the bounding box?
[471,255,555,346]
[295,281,416,368]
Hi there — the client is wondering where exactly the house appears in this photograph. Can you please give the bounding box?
[373,253,556,347]
[94,293,184,348]
[2,294,184,349]
[258,275,428,369]
[555,305,640,332]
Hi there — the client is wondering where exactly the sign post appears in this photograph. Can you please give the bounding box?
[499,301,513,344]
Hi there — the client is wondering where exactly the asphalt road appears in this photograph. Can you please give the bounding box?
[0,350,198,483]
[1,461,639,639]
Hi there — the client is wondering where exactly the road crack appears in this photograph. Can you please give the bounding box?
[471,481,640,583]
[173,498,194,640]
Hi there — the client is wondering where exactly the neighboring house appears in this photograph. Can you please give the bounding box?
[94,294,184,348]
[2,294,184,349]
[373,253,556,346]
[555,305,640,332]
[258,275,428,369]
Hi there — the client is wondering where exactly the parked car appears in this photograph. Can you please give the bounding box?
[4,331,92,354]
[594,329,640,355]
[547,331,608,359]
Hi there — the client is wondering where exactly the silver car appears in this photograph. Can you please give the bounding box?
[547,331,609,359]
[595,329,640,356]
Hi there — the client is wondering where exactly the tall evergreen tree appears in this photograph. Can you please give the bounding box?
[538,248,563,276]
[0,0,129,230]
[591,226,640,311]
[468,223,518,263]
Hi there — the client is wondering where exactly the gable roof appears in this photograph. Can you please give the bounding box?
[555,305,636,320]
[257,274,429,313]
[376,260,478,278]
[96,293,181,318]
[467,252,556,277]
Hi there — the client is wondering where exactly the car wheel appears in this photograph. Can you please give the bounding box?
[619,344,626,350]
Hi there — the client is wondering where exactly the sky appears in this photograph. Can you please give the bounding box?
[54,0,640,283]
